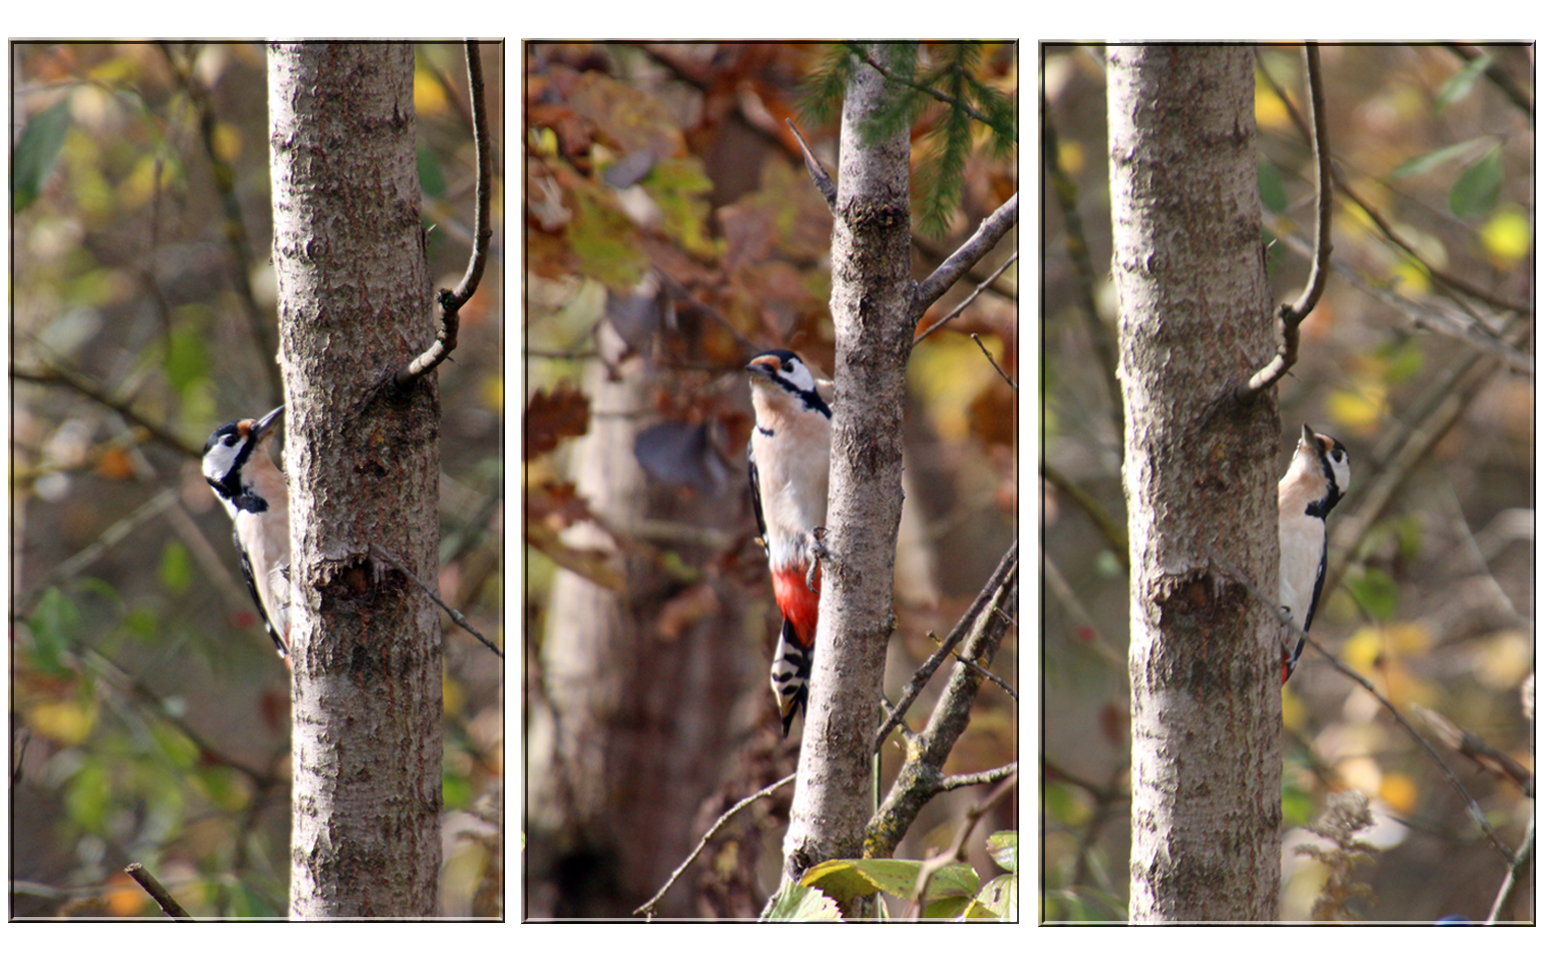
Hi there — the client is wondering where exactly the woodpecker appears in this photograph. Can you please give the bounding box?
[1278,423,1350,683]
[747,350,831,735]
[202,404,291,665]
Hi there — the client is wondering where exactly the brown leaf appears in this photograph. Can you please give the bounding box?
[525,384,590,460]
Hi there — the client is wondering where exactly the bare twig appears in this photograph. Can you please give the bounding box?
[1209,551,1515,863]
[157,43,282,406]
[1486,814,1534,923]
[125,863,194,920]
[905,771,1017,918]
[1039,459,1127,560]
[634,773,795,918]
[1042,85,1124,433]
[912,194,1018,322]
[785,118,836,211]
[1237,42,1332,404]
[914,251,1017,345]
[968,333,1016,391]
[369,543,501,658]
[1416,705,1535,797]
[1444,43,1533,116]
[397,41,492,388]
[952,651,1017,701]
[11,364,198,459]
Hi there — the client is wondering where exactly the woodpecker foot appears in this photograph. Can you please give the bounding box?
[805,526,829,592]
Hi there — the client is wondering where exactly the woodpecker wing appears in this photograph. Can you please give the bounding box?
[235,530,289,659]
[748,436,769,555]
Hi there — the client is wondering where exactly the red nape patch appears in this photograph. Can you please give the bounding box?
[771,565,821,646]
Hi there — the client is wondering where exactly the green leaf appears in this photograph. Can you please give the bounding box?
[27,586,80,675]
[1258,161,1287,214]
[1449,145,1502,219]
[986,829,1017,873]
[1345,568,1399,623]
[13,98,73,213]
[164,324,211,395]
[761,880,844,921]
[978,872,1016,920]
[417,145,446,199]
[1390,137,1489,180]
[65,758,112,832]
[1435,53,1491,109]
[159,541,192,594]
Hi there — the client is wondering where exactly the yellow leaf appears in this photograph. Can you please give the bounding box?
[1379,772,1419,814]
[27,699,97,744]
[414,66,448,115]
[1327,378,1387,436]
[1479,205,1531,267]
[1474,630,1532,689]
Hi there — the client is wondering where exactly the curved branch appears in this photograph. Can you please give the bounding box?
[396,41,493,388]
[911,193,1018,321]
[1235,42,1332,404]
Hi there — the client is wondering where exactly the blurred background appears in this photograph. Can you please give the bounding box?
[1041,44,1533,922]
[10,42,505,917]
[523,42,1017,917]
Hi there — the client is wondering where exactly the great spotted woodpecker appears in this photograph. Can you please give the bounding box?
[202,404,291,665]
[1278,424,1350,682]
[746,350,831,735]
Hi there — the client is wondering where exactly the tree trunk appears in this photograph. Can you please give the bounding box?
[1107,45,1283,922]
[269,41,443,919]
[526,351,749,918]
[782,43,915,883]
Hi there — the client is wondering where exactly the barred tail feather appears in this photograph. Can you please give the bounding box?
[770,617,813,736]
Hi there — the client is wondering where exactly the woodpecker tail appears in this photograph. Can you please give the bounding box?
[770,616,813,736]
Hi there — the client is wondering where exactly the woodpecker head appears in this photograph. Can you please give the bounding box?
[746,350,831,423]
[202,404,285,516]
[1281,423,1349,518]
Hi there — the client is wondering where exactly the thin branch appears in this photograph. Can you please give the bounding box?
[1236,42,1332,404]
[1256,50,1531,322]
[1300,635,1514,861]
[951,651,1017,701]
[1444,43,1533,116]
[11,364,198,459]
[634,773,795,918]
[968,333,1016,391]
[125,863,194,921]
[874,540,1017,753]
[1486,815,1534,923]
[1042,86,1124,433]
[1039,459,1128,560]
[1041,549,1125,671]
[369,543,502,658]
[1414,705,1534,798]
[914,251,1017,345]
[905,771,1016,919]
[785,118,836,211]
[938,761,1017,792]
[1210,552,1515,863]
[911,193,1018,321]
[396,41,493,387]
[157,43,282,406]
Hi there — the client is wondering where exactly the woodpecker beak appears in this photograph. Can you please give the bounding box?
[251,404,285,440]
[746,355,779,379]
[1300,423,1317,449]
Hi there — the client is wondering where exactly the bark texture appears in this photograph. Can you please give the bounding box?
[268,42,443,918]
[1107,45,1283,922]
[782,45,915,883]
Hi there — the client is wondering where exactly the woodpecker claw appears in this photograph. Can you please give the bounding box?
[805,526,828,592]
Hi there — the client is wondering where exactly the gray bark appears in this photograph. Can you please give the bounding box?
[269,42,443,918]
[782,44,916,884]
[1107,45,1283,922]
